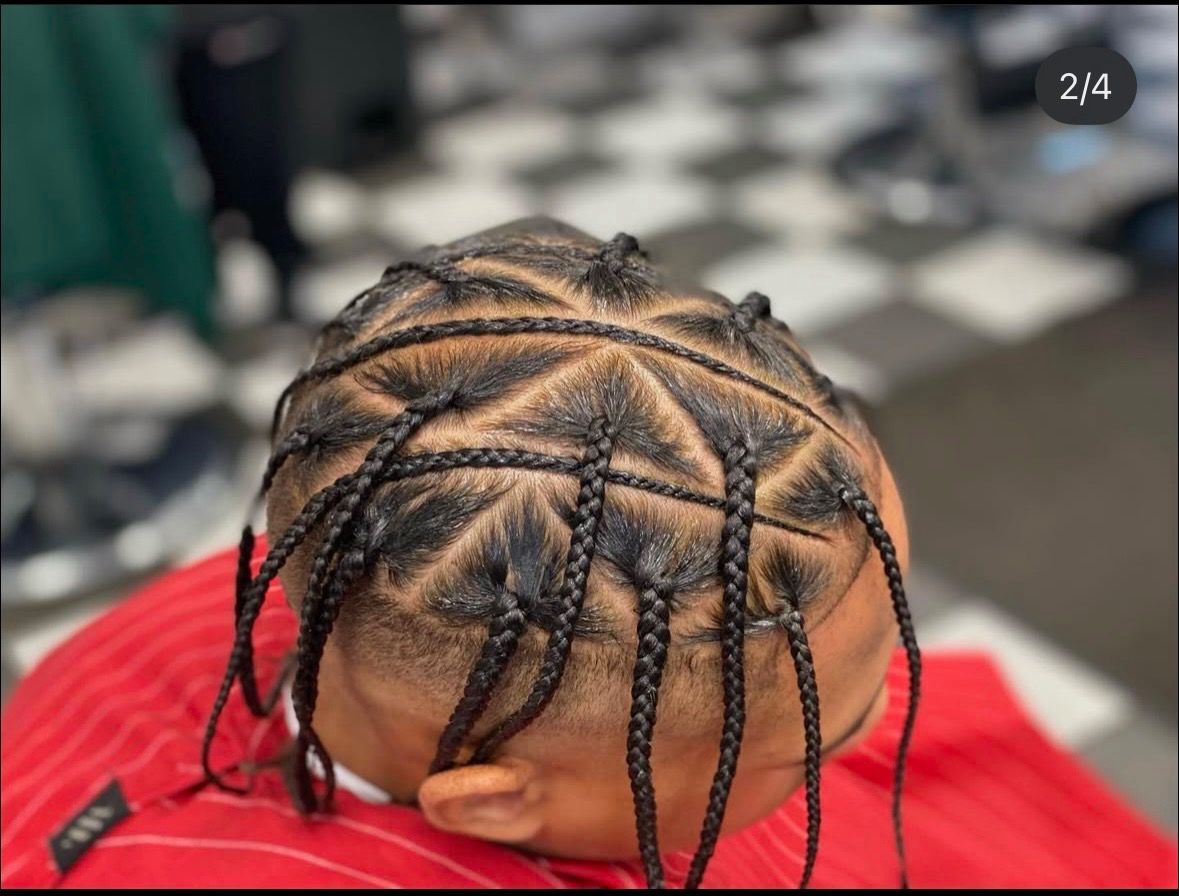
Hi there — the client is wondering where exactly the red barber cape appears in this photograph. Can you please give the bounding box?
[2,545,1175,889]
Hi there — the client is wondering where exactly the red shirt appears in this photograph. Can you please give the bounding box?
[2,546,1175,888]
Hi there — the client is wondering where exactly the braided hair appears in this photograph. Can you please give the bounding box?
[203,219,921,888]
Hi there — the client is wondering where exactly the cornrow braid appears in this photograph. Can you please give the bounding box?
[269,317,856,451]
[781,604,822,888]
[627,584,672,889]
[472,416,617,762]
[840,487,921,889]
[289,539,369,812]
[429,587,527,774]
[685,440,756,889]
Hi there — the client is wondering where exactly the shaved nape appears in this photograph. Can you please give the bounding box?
[202,225,921,889]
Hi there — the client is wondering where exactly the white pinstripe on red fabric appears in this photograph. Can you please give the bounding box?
[5,629,285,800]
[2,630,286,849]
[93,834,404,888]
[3,562,252,765]
[194,792,525,889]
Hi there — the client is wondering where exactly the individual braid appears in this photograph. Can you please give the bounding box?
[471,417,616,763]
[233,524,256,626]
[229,428,310,714]
[685,440,756,889]
[201,473,359,788]
[429,589,527,774]
[626,584,673,889]
[261,428,311,496]
[289,539,369,812]
[288,394,454,810]
[231,474,356,731]
[781,604,822,889]
[840,487,921,889]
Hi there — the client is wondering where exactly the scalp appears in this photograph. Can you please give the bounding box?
[265,223,882,732]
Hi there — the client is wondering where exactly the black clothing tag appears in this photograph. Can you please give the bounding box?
[48,778,131,874]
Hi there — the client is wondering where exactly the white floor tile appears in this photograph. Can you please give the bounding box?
[216,239,279,327]
[778,22,945,93]
[759,91,897,162]
[225,346,307,432]
[920,600,1132,747]
[703,244,894,336]
[801,340,890,403]
[292,253,392,326]
[732,166,871,242]
[290,169,368,246]
[424,104,578,172]
[411,41,516,115]
[517,51,615,106]
[370,173,539,246]
[547,167,716,240]
[68,318,224,418]
[591,94,749,165]
[910,229,1132,341]
[638,42,766,95]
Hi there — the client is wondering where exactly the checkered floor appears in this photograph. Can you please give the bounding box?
[3,12,1174,833]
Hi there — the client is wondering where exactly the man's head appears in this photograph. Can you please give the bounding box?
[205,217,919,889]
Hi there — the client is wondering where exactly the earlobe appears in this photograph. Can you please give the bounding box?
[417,757,545,844]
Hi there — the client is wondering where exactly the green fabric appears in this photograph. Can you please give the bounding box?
[1,5,215,334]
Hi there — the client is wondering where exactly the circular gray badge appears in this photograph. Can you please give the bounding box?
[1036,47,1137,125]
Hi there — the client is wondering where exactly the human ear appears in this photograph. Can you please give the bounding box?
[416,756,545,844]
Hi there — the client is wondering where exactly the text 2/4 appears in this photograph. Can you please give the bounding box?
[1059,72,1111,106]
[1036,48,1136,125]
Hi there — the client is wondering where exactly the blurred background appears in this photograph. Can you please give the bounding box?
[1,4,1175,832]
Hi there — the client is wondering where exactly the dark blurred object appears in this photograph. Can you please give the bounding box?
[174,5,415,315]
[0,5,216,334]
[175,7,307,316]
[936,5,1107,114]
[285,5,416,169]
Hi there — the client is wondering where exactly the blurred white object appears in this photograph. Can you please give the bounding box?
[732,166,871,243]
[910,229,1132,342]
[705,243,893,336]
[292,252,390,326]
[778,20,945,93]
[502,5,662,52]
[289,169,368,246]
[425,104,577,172]
[216,238,279,327]
[761,91,899,162]
[371,172,537,245]
[68,317,223,418]
[547,165,715,239]
[0,321,80,462]
[592,93,748,165]
[638,41,766,95]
